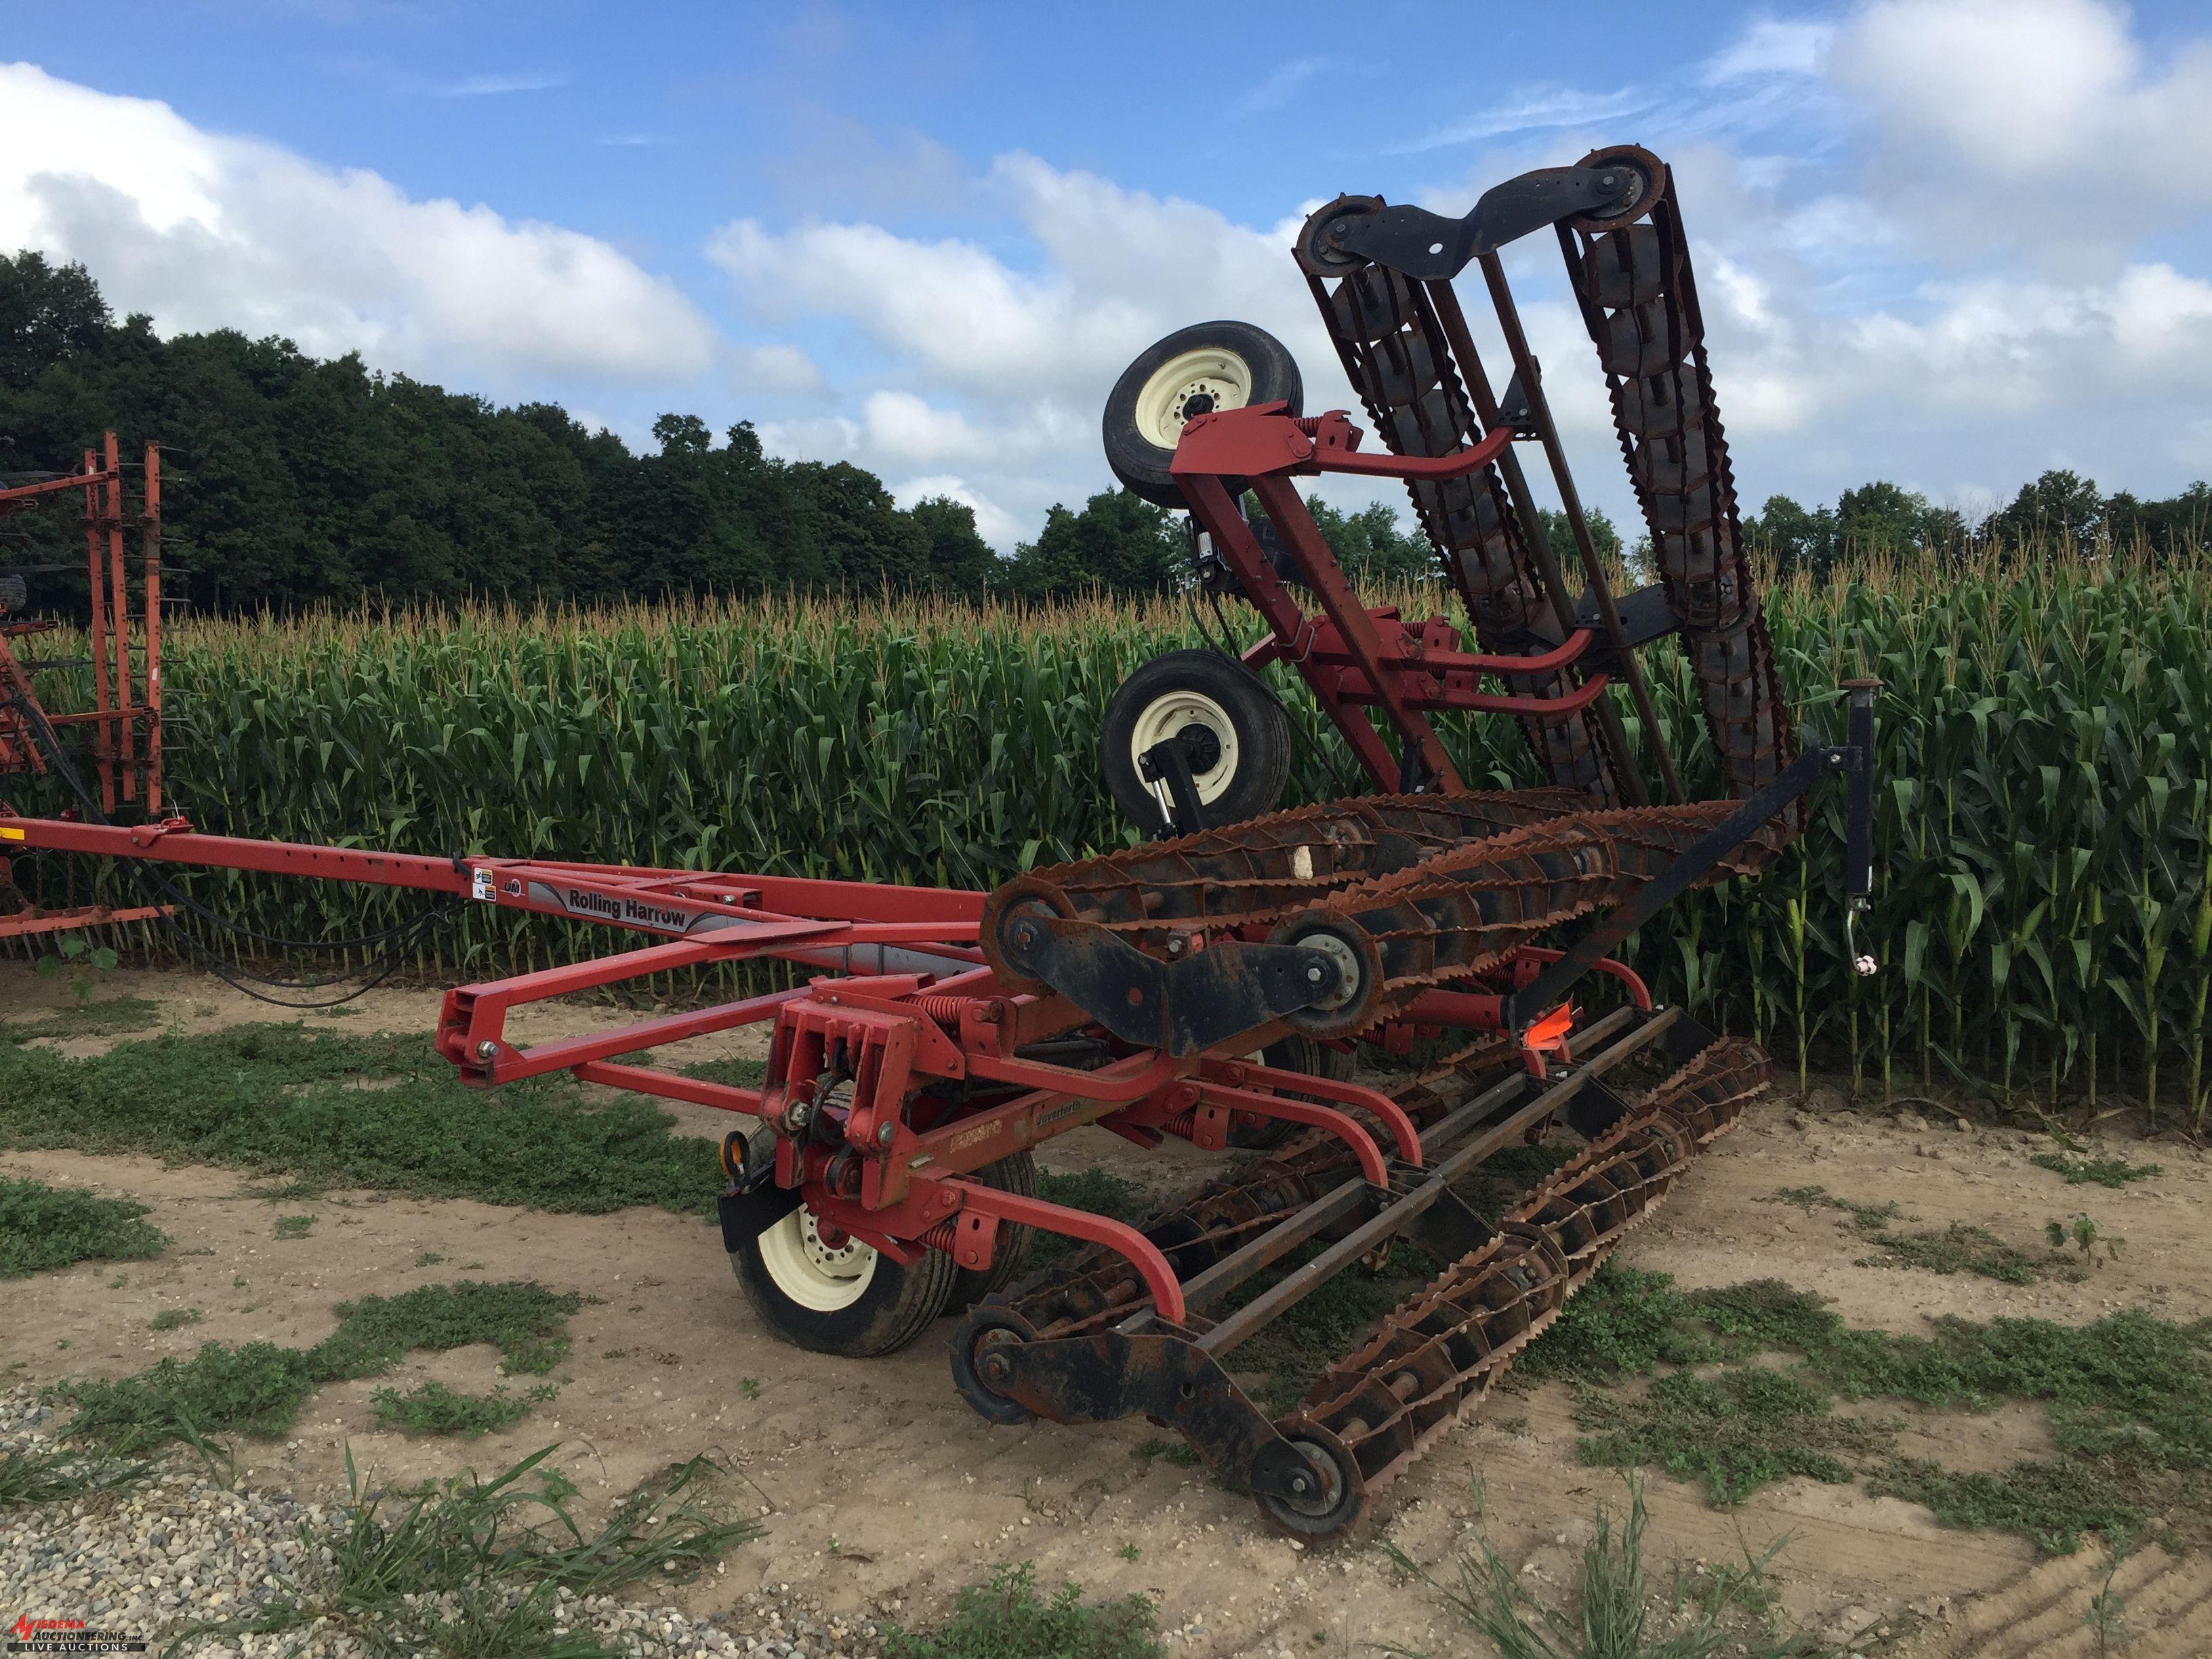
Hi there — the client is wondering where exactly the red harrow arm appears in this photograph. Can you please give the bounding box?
[0,146,1883,1542]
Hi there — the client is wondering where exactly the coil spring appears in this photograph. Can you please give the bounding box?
[918,1217,962,1252]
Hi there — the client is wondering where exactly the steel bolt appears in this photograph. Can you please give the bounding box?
[1166,935,1186,957]
[474,1040,497,1061]
[980,1352,1012,1384]
[1288,1472,1311,1495]
[876,1122,896,1147]
[1306,965,1324,983]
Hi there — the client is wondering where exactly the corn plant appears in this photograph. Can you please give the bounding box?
[10,539,2209,1111]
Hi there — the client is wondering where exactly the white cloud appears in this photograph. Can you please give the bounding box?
[1704,17,1834,81]
[711,154,1370,548]
[1229,58,1328,120]
[436,71,567,97]
[731,343,827,396]
[1390,86,1654,155]
[0,61,718,387]
[1830,0,2212,258]
[888,474,1022,546]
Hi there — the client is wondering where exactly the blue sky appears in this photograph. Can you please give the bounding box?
[5,0,2209,546]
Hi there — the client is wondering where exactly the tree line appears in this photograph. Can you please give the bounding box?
[3,251,2203,615]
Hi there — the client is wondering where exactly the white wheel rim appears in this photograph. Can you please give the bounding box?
[1128,688,1239,807]
[1132,346,1255,449]
[757,1207,878,1313]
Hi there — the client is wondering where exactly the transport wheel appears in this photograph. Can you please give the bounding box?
[1229,1033,1356,1151]
[1102,321,1302,509]
[1100,649,1291,832]
[1256,1419,1367,1540]
[950,1150,1037,1309]
[730,1195,957,1358]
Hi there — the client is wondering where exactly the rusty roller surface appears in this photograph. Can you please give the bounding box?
[1299,220,1620,806]
[1562,146,1798,828]
[1281,1036,1771,1526]
[1261,800,1788,1039]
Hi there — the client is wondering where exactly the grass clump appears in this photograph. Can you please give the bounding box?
[2032,1151,2162,1188]
[169,1444,758,1658]
[1032,1168,1149,1267]
[1521,1267,2212,1553]
[0,1435,156,1507]
[1869,1457,2162,1556]
[1131,1437,1200,1469]
[1382,1477,1795,1659]
[0,1176,169,1277]
[1,996,163,1043]
[273,1214,316,1240]
[887,1561,1160,1659]
[370,1380,557,1439]
[1859,1222,2055,1285]
[58,1280,581,1446]
[0,1024,723,1215]
[149,1307,203,1332]
[1765,1186,2068,1284]
[1575,1368,1892,1507]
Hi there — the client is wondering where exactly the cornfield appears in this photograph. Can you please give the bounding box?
[14,542,2212,1122]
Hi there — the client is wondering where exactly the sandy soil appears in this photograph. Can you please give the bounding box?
[3,965,2209,1656]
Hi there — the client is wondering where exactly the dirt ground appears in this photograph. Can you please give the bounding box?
[4,964,2210,1656]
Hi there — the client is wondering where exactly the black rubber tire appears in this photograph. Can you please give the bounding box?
[1100,649,1292,834]
[950,1150,1037,1308]
[729,1195,958,1359]
[1102,321,1302,509]
[1229,1034,1357,1151]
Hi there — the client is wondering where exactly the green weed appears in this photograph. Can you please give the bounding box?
[1381,1477,1794,1659]
[1767,1186,2066,1284]
[1032,1168,1149,1267]
[0,1177,168,1277]
[1868,1457,2168,1556]
[2032,1151,2162,1188]
[1131,1437,1200,1469]
[0,1434,155,1507]
[0,996,163,1043]
[166,1443,758,1658]
[1524,1267,2212,1552]
[677,1055,767,1088]
[369,1380,557,1439]
[0,1025,722,1215]
[886,1561,1159,1659]
[2047,1212,2125,1266]
[58,1280,581,1446]
[1860,1223,2060,1286]
[148,1309,203,1332]
[1574,1368,1892,1506]
[272,1214,316,1240]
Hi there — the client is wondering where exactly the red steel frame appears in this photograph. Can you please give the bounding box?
[1172,405,1607,794]
[1,434,169,940]
[0,401,1649,1317]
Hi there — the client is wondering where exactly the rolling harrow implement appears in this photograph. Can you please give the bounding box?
[0,147,1880,1540]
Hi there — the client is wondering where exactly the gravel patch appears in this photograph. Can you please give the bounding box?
[0,1388,895,1657]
